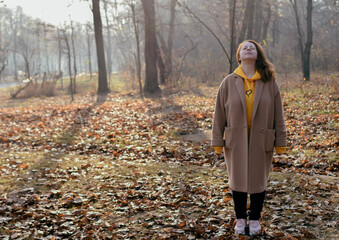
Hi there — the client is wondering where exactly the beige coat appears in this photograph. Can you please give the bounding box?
[212,73,287,194]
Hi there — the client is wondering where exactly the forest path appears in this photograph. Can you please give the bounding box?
[0,84,337,239]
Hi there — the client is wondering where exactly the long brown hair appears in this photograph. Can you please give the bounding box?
[236,40,276,82]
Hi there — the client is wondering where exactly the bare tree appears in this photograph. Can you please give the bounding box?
[178,1,231,70]
[9,7,22,80]
[130,2,143,97]
[141,0,160,95]
[156,41,166,85]
[0,0,336,91]
[103,0,113,83]
[16,28,36,79]
[290,0,313,81]
[0,20,9,80]
[261,0,272,41]
[92,0,110,94]
[246,0,255,39]
[237,0,254,44]
[61,27,74,101]
[304,0,313,81]
[85,22,93,81]
[70,20,77,93]
[43,23,50,74]
[229,0,237,72]
[57,27,64,89]
[156,0,177,84]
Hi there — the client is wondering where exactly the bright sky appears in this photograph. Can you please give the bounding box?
[2,0,93,25]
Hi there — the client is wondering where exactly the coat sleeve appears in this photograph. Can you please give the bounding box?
[211,81,227,147]
[273,82,287,147]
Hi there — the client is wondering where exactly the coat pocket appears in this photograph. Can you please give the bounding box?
[265,129,275,152]
[224,127,233,149]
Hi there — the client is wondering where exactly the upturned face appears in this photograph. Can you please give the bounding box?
[239,41,258,62]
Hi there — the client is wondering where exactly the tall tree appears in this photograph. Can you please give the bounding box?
[304,0,313,81]
[237,0,255,44]
[156,0,177,84]
[141,0,160,95]
[16,20,38,80]
[57,27,64,89]
[290,0,313,81]
[70,21,77,93]
[103,0,113,83]
[229,0,237,72]
[62,27,74,101]
[92,0,110,94]
[0,19,9,80]
[253,0,263,42]
[85,22,93,81]
[43,23,50,74]
[9,7,22,80]
[246,0,255,40]
[130,2,143,97]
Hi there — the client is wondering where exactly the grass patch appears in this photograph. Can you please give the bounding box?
[0,72,131,108]
[0,151,44,193]
[54,133,77,145]
[328,151,338,163]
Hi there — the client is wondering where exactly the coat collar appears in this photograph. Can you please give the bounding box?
[234,75,264,123]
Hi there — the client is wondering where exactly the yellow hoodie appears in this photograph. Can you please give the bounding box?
[214,65,286,154]
[234,65,261,134]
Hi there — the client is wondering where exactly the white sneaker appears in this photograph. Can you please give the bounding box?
[249,220,261,235]
[234,219,246,235]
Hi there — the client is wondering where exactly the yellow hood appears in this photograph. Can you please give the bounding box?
[234,66,261,81]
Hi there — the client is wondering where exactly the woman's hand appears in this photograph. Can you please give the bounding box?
[214,146,223,154]
[275,146,286,154]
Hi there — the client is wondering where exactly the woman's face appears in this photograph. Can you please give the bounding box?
[239,42,258,62]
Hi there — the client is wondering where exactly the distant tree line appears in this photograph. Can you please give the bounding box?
[0,0,337,96]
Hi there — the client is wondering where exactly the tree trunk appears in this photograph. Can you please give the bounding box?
[86,23,93,81]
[130,3,143,97]
[246,0,255,40]
[166,0,176,82]
[70,21,77,93]
[253,0,263,42]
[92,0,110,94]
[10,79,32,99]
[10,9,20,80]
[141,0,160,95]
[43,23,50,74]
[261,1,272,41]
[22,54,31,79]
[303,0,313,81]
[0,21,8,80]
[103,0,112,84]
[229,0,237,73]
[62,29,74,101]
[272,18,279,46]
[156,41,166,85]
[237,1,249,44]
[36,26,41,76]
[57,28,63,89]
[291,0,305,71]
[291,0,313,81]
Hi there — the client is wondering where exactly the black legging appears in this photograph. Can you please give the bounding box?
[232,190,266,220]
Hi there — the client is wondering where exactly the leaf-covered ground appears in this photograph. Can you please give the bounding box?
[0,83,338,239]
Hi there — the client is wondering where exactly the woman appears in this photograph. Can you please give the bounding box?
[211,40,287,236]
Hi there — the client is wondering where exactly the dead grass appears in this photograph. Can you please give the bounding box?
[0,151,45,193]
[0,73,338,238]
[1,149,337,238]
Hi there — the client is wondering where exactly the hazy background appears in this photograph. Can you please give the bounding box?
[0,0,338,95]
